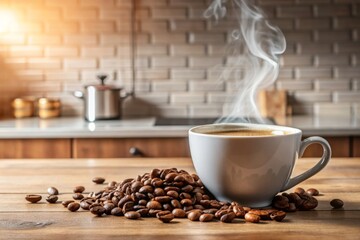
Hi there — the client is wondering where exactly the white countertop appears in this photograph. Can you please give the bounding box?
[0,116,359,139]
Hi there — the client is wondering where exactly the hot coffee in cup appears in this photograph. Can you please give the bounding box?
[189,123,331,207]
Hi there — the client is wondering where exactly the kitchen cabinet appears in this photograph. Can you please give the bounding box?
[301,137,350,158]
[353,137,360,157]
[0,139,71,159]
[73,138,190,158]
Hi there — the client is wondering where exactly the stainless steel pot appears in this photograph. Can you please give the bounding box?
[73,75,129,121]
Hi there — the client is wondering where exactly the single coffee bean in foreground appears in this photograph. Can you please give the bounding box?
[47,187,59,195]
[25,194,42,203]
[73,193,84,200]
[92,177,105,184]
[156,211,174,223]
[124,211,141,220]
[62,200,74,208]
[90,206,106,216]
[67,202,80,212]
[306,188,319,196]
[46,195,58,203]
[330,199,344,209]
[244,213,260,223]
[73,186,85,193]
[270,211,286,222]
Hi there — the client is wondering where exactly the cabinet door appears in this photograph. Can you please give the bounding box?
[301,137,350,158]
[73,138,190,158]
[0,139,72,159]
[353,137,360,157]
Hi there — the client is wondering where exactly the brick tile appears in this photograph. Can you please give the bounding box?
[16,70,44,81]
[333,91,360,102]
[137,44,168,55]
[0,34,25,44]
[64,34,97,45]
[296,18,331,30]
[4,58,27,70]
[10,22,42,33]
[170,20,206,32]
[290,103,314,115]
[270,19,294,30]
[28,35,61,45]
[317,4,351,17]
[297,67,333,78]
[81,0,115,7]
[314,103,351,117]
[294,91,332,102]
[352,79,360,90]
[136,8,151,19]
[189,33,226,43]
[152,33,187,43]
[45,47,78,57]
[141,21,169,32]
[258,0,295,5]
[207,44,227,56]
[207,93,235,103]
[318,54,350,65]
[335,17,360,29]
[45,0,79,6]
[169,0,206,6]
[152,56,187,67]
[207,20,238,32]
[189,8,206,19]
[27,81,62,93]
[152,105,188,118]
[81,21,115,33]
[81,69,117,82]
[189,56,224,67]
[26,8,61,20]
[99,58,130,68]
[316,30,352,42]
[337,67,360,78]
[277,5,313,18]
[170,44,206,56]
[81,47,115,57]
[278,68,294,79]
[64,58,97,69]
[64,9,98,20]
[298,43,333,54]
[337,42,360,53]
[136,0,167,6]
[283,31,313,43]
[152,8,187,19]
[189,105,222,118]
[171,68,206,79]
[136,69,169,80]
[100,34,131,44]
[28,58,62,69]
[137,33,151,44]
[276,79,313,90]
[189,80,225,91]
[137,93,169,104]
[116,46,131,57]
[9,46,43,57]
[116,21,131,32]
[45,71,79,81]
[100,9,131,20]
[44,21,79,33]
[314,79,351,90]
[281,55,313,66]
[171,92,205,104]
[152,81,187,92]
[115,0,133,7]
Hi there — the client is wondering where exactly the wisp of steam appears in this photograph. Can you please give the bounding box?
[204,0,286,123]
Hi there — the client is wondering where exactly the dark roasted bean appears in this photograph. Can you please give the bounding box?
[80,201,91,210]
[299,194,318,210]
[181,198,193,207]
[67,202,80,212]
[139,185,154,194]
[165,173,178,182]
[73,186,85,193]
[138,199,147,206]
[244,213,260,223]
[111,207,123,216]
[62,200,74,207]
[172,208,186,218]
[47,187,59,195]
[73,193,84,200]
[103,203,115,215]
[90,206,106,216]
[92,177,105,184]
[150,169,161,179]
[46,195,58,203]
[146,200,162,210]
[167,190,179,199]
[272,195,290,209]
[131,181,143,193]
[148,209,162,217]
[203,208,218,215]
[155,196,171,203]
[199,213,214,222]
[137,208,149,217]
[118,195,132,208]
[163,203,173,211]
[330,199,344,209]
[233,205,246,218]
[154,188,165,196]
[270,211,286,222]
[156,211,174,223]
[306,188,320,196]
[122,201,135,213]
[171,199,182,208]
[187,211,201,221]
[25,194,42,203]
[220,212,236,223]
[294,187,305,195]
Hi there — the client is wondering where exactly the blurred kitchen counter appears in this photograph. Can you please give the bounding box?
[0,116,359,139]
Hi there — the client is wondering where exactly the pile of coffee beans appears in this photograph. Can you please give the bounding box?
[25,168,344,223]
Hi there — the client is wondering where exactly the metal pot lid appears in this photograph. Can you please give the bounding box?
[84,74,123,91]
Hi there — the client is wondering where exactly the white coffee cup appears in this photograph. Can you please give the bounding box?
[189,123,331,208]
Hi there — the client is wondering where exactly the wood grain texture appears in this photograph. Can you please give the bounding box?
[301,137,350,157]
[353,137,360,157]
[73,138,190,158]
[0,139,71,159]
[0,158,359,239]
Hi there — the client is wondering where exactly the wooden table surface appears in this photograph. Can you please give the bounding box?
[0,157,359,240]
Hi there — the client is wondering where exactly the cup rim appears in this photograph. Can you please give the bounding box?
[188,123,301,138]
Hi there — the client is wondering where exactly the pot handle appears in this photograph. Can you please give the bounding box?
[73,91,84,99]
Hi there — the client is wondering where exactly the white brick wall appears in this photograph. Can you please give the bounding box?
[0,0,359,119]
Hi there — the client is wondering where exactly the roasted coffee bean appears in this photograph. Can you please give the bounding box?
[199,213,214,222]
[62,200,74,207]
[25,194,42,203]
[138,199,147,206]
[103,203,115,215]
[330,199,344,209]
[306,188,319,196]
[154,187,165,196]
[131,181,143,193]
[215,209,229,219]
[248,209,275,220]
[233,205,246,218]
[179,192,191,199]
[139,185,154,194]
[183,206,194,212]
[73,193,84,200]
[122,201,135,213]
[165,172,178,182]
[181,185,193,193]
[80,201,91,210]
[181,198,192,207]
[244,213,260,223]
[146,200,162,210]
[67,202,80,212]
[156,211,174,223]
[111,207,123,216]
[272,195,290,209]
[288,193,303,207]
[108,181,117,188]
[220,212,236,223]
[150,168,161,179]
[118,195,132,208]
[46,195,58,203]
[194,204,205,210]
[203,208,218,215]
[151,179,164,188]
[46,187,58,195]
[285,203,297,212]
[164,186,179,192]
[172,208,186,218]
[125,211,141,219]
[137,208,149,217]
[299,194,318,210]
[90,206,106,216]
[148,209,162,217]
[166,190,179,199]
[155,196,171,203]
[171,199,182,208]
[163,203,173,211]
[73,186,85,193]
[294,187,305,195]
[92,177,105,184]
[270,211,286,222]
[187,210,201,221]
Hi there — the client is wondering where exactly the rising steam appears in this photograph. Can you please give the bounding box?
[205,0,286,123]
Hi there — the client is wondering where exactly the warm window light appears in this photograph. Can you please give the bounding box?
[0,10,16,33]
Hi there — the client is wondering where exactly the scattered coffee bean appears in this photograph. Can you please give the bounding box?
[62,200,74,207]
[124,211,141,220]
[25,194,42,203]
[90,206,106,216]
[294,187,305,195]
[187,211,201,221]
[67,202,80,212]
[199,213,214,222]
[156,211,174,223]
[46,195,58,203]
[73,186,85,193]
[245,213,260,223]
[270,211,286,222]
[306,188,319,196]
[172,208,186,218]
[330,199,344,209]
[220,212,236,223]
[111,207,123,216]
[73,193,84,200]
[47,187,59,195]
[92,177,105,184]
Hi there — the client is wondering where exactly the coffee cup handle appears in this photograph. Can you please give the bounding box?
[281,136,332,191]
